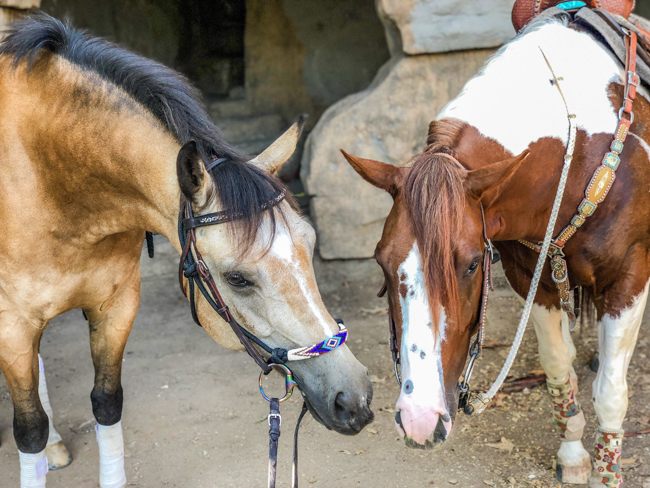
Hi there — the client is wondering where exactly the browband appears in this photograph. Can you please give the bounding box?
[182,188,287,230]
[204,157,228,172]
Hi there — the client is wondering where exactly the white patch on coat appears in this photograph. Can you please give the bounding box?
[593,279,649,430]
[557,440,591,470]
[528,304,574,383]
[629,133,650,164]
[438,21,621,155]
[270,228,332,337]
[397,243,447,411]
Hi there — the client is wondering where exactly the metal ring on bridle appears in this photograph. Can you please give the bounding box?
[618,107,634,124]
[259,364,298,403]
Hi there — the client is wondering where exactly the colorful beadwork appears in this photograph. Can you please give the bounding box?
[287,323,348,361]
[591,428,624,488]
[547,377,585,441]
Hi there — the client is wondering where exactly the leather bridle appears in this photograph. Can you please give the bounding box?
[378,194,499,415]
[178,189,285,373]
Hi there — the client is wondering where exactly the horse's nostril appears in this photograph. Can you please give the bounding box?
[330,388,373,433]
[334,391,352,420]
[395,410,404,430]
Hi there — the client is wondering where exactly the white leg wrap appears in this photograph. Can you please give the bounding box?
[37,355,63,446]
[19,450,48,488]
[96,421,127,488]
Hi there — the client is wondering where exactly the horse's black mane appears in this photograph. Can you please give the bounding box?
[0,13,289,250]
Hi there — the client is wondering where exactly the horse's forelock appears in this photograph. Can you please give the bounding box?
[404,123,466,333]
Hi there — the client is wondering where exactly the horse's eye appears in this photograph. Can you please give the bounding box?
[225,272,252,288]
[467,258,480,275]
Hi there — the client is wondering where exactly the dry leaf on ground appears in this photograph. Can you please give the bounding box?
[486,437,515,453]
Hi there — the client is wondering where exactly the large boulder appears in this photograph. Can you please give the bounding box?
[301,49,494,259]
[377,0,514,55]
[0,0,39,7]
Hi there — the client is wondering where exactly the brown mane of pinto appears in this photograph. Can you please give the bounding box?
[403,119,466,333]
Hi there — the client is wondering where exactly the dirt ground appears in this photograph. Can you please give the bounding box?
[1,235,649,488]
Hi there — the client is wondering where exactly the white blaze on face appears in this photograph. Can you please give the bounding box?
[394,243,451,446]
[270,227,333,338]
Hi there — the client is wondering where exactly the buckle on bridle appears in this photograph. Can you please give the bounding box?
[197,260,210,279]
[268,413,282,426]
[618,106,635,124]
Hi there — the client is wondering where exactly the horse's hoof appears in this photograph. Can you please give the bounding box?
[45,441,73,470]
[556,442,591,484]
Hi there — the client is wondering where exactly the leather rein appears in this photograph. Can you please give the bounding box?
[176,183,347,488]
[378,194,500,415]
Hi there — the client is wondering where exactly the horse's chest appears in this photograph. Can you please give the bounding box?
[0,231,143,322]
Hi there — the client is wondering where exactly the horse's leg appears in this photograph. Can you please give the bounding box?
[560,312,579,391]
[86,275,140,488]
[530,304,591,484]
[37,354,73,470]
[589,282,648,488]
[0,316,49,487]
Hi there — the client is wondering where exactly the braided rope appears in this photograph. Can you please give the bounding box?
[470,49,577,413]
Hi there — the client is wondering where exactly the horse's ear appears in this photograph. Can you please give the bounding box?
[341,150,402,195]
[248,115,307,174]
[177,140,209,204]
[464,150,529,207]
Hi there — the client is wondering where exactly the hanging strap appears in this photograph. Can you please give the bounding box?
[268,398,281,488]
[292,402,309,488]
[145,231,155,258]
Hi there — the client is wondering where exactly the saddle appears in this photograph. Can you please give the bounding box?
[512,0,635,32]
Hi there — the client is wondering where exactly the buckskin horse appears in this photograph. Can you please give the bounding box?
[0,14,372,488]
[343,7,649,488]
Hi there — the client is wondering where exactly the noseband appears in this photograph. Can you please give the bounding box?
[176,179,348,488]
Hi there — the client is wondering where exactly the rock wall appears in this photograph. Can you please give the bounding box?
[377,0,514,55]
[245,0,390,125]
[301,1,513,260]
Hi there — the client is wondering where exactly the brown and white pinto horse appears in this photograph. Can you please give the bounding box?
[344,15,649,487]
[0,14,372,488]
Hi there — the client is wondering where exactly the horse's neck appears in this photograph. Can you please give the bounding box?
[9,58,182,248]
[440,21,632,241]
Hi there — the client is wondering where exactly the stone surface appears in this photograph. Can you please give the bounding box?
[245,0,390,126]
[301,49,495,259]
[377,0,514,55]
[0,6,25,41]
[0,0,39,8]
